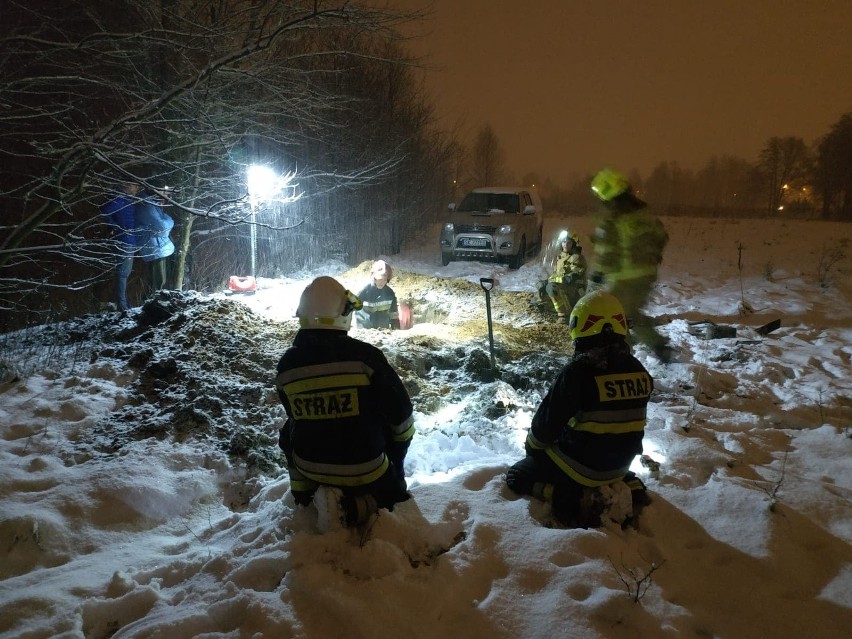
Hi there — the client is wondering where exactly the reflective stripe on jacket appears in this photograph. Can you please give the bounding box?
[275,329,414,486]
[356,283,399,329]
[592,210,668,282]
[526,340,652,487]
[549,251,587,284]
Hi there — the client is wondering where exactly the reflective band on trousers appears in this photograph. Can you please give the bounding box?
[545,447,629,488]
[294,452,388,487]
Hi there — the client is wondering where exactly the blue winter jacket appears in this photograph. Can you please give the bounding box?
[100,194,138,247]
[135,199,176,262]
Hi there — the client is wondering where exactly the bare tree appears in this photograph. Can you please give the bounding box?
[469,123,506,187]
[643,161,694,214]
[0,0,448,325]
[757,136,811,214]
[815,111,852,220]
[695,155,762,214]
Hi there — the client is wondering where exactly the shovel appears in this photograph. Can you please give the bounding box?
[480,278,497,369]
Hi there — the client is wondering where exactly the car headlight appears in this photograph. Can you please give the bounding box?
[498,225,512,234]
[444,223,454,232]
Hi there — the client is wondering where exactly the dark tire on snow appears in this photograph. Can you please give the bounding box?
[508,237,526,270]
[441,253,451,266]
[529,225,543,257]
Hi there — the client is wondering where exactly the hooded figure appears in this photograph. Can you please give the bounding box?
[100,180,140,310]
[135,186,175,292]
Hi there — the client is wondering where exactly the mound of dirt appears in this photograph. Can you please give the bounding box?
[344,262,570,343]
[3,276,574,503]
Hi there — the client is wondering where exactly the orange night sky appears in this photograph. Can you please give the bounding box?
[396,0,852,184]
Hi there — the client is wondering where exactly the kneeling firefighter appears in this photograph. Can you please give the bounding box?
[275,276,415,527]
[506,290,652,528]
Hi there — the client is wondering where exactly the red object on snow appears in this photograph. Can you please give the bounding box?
[398,303,413,330]
[228,276,257,292]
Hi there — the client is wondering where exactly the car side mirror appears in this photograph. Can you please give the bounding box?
[523,205,536,215]
[448,203,456,212]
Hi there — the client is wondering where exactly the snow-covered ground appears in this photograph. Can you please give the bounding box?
[1,215,851,639]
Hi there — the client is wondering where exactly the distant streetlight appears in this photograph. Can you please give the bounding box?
[246,164,282,277]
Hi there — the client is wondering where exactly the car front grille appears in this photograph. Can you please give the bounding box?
[455,224,497,234]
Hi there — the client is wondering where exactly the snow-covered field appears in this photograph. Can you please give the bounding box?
[1,215,851,638]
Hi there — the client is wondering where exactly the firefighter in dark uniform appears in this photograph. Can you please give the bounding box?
[506,290,652,527]
[275,276,415,527]
[356,260,400,329]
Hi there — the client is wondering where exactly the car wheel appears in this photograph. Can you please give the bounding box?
[441,253,451,266]
[508,237,526,269]
[533,225,543,255]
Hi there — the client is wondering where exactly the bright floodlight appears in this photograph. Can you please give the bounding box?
[246,164,281,279]
[247,164,279,203]
[244,164,301,278]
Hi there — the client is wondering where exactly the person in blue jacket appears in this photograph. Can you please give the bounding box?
[135,186,176,293]
[100,180,140,310]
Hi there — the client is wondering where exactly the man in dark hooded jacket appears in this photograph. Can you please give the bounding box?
[100,180,140,310]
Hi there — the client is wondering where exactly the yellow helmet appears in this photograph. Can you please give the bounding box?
[296,276,362,331]
[569,290,628,340]
[591,168,631,202]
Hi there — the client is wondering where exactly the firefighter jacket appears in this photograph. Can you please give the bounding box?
[356,283,400,329]
[275,329,415,487]
[592,208,668,282]
[525,338,652,487]
[549,250,587,287]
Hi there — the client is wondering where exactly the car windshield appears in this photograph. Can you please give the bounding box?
[456,192,520,213]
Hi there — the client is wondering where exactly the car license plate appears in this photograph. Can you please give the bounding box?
[462,238,487,247]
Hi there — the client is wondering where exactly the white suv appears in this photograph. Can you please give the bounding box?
[440,186,544,269]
